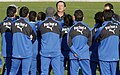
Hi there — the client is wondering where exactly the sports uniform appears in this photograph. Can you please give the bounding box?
[95,21,120,75]
[67,21,92,75]
[0,17,16,75]
[9,17,36,75]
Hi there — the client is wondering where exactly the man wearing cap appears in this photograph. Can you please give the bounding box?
[38,7,62,75]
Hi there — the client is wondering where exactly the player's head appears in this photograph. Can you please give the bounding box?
[94,12,103,23]
[64,14,73,27]
[7,6,16,17]
[46,7,55,17]
[29,11,37,22]
[103,10,113,21]
[19,6,29,18]
[56,1,66,12]
[9,4,19,15]
[104,3,113,10]
[74,9,84,21]
[37,12,46,21]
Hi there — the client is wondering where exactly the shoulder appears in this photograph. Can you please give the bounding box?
[68,25,75,33]
[78,21,91,31]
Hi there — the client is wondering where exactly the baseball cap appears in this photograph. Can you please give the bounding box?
[46,7,55,17]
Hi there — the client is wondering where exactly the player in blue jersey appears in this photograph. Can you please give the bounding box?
[67,9,92,75]
[3,4,22,75]
[104,3,120,75]
[0,6,17,75]
[89,11,103,75]
[29,11,38,75]
[36,11,46,74]
[9,6,36,75]
[95,10,120,75]
[61,14,73,75]
[48,1,66,74]
[38,7,62,75]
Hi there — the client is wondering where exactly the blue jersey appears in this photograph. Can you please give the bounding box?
[95,21,120,61]
[12,18,36,58]
[67,21,92,59]
[0,17,15,57]
[39,17,62,57]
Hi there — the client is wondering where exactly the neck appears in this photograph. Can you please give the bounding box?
[21,17,27,20]
[47,16,53,18]
[10,15,16,18]
[11,16,15,18]
[23,17,27,19]
[57,11,64,17]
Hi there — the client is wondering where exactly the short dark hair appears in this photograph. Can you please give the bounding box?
[46,7,55,17]
[103,10,113,21]
[74,9,84,21]
[94,12,103,23]
[56,1,66,7]
[7,6,16,17]
[37,12,46,21]
[29,11,37,22]
[104,3,113,10]
[64,14,73,27]
[19,6,29,17]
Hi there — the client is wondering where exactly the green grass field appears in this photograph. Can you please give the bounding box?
[0,2,120,75]
[0,2,120,27]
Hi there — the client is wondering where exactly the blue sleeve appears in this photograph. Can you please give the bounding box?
[31,23,37,34]
[94,21,108,40]
[67,28,78,55]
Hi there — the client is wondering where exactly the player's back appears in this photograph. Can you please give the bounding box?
[0,17,15,57]
[12,18,36,58]
[68,21,91,59]
[39,17,62,57]
[97,21,120,61]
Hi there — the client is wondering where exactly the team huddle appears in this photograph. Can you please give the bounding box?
[0,1,120,75]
